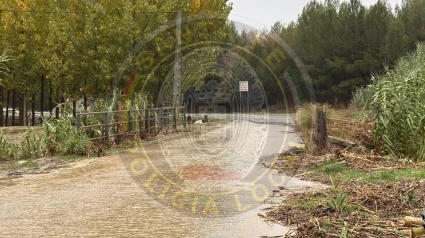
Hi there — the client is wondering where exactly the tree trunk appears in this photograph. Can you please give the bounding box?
[19,94,25,126]
[32,94,35,126]
[40,75,44,117]
[0,87,4,127]
[55,96,60,119]
[11,90,16,126]
[49,83,53,116]
[73,100,76,118]
[5,90,10,126]
[312,106,327,152]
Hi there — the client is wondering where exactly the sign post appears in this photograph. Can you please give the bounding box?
[239,81,249,114]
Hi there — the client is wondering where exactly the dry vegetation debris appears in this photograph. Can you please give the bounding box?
[266,179,425,237]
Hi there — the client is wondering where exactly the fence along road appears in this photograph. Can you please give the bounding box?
[76,106,187,140]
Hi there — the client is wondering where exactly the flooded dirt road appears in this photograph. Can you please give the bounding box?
[0,114,325,237]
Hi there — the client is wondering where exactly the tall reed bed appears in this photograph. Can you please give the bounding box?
[370,43,425,161]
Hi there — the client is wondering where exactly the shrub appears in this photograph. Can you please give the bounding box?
[295,104,314,131]
[43,101,92,155]
[20,128,46,160]
[0,130,19,161]
[42,115,91,156]
[1,99,92,161]
[352,85,376,110]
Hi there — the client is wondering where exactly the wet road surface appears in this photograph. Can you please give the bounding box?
[0,114,326,237]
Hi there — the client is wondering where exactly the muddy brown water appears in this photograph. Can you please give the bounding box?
[0,117,326,237]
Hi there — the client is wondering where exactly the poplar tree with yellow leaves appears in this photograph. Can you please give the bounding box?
[0,0,233,121]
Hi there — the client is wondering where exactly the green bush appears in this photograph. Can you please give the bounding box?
[0,131,19,161]
[42,115,91,156]
[295,104,315,130]
[1,92,153,162]
[20,128,46,160]
[370,43,425,161]
[352,85,376,110]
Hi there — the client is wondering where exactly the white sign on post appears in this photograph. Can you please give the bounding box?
[239,81,249,92]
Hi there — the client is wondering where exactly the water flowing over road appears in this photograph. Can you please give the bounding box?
[0,114,325,237]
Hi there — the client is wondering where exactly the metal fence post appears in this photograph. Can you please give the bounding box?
[76,112,81,129]
[157,108,162,129]
[138,113,142,138]
[128,110,132,133]
[145,109,149,132]
[183,107,187,129]
[105,112,110,140]
[173,107,177,130]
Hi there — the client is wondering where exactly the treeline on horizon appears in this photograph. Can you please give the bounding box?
[227,0,425,106]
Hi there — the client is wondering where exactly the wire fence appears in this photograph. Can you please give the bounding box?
[76,106,187,141]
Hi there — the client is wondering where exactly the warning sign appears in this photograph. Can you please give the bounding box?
[239,81,248,92]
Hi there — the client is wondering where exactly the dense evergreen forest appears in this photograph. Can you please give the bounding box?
[1,0,425,110]
[230,0,425,105]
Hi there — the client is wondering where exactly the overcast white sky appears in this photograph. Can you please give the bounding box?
[228,0,403,30]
